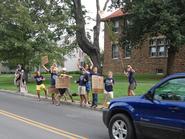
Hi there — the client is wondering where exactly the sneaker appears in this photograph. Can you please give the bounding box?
[90,105,94,108]
[93,105,97,108]
[84,103,88,107]
[56,102,60,106]
[100,106,105,109]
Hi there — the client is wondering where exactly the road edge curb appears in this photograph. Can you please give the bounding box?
[0,89,103,112]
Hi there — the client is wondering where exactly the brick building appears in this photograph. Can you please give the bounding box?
[102,9,185,75]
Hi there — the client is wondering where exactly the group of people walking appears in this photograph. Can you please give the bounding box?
[14,60,137,108]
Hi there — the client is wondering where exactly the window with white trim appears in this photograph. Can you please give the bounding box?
[149,37,168,57]
[125,45,131,58]
[150,47,157,57]
[112,44,119,59]
[112,21,119,33]
[158,46,165,56]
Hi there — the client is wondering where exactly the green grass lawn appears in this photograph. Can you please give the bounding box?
[0,73,163,104]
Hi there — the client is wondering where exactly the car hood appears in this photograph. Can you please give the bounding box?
[110,96,142,103]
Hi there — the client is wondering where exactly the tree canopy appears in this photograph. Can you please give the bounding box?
[111,0,185,74]
[0,0,74,70]
[114,0,185,49]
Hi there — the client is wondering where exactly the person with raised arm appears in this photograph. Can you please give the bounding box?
[34,71,47,101]
[124,65,137,96]
[76,68,89,107]
[42,63,58,104]
[77,58,93,104]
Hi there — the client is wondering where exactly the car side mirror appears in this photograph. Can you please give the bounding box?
[145,91,154,101]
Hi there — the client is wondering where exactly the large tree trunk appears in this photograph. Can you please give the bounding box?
[22,65,29,83]
[166,47,176,75]
[72,0,101,70]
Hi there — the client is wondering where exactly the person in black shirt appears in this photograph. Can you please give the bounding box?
[103,71,115,107]
[77,58,93,104]
[124,65,136,96]
[34,71,47,101]
[42,63,58,87]
[76,69,89,107]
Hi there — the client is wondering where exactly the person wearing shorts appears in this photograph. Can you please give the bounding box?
[34,71,47,101]
[103,71,115,107]
[77,59,93,104]
[55,88,67,106]
[42,63,58,104]
[124,65,137,96]
[76,69,89,107]
[129,81,136,91]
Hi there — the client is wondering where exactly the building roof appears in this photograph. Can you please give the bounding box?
[101,9,125,21]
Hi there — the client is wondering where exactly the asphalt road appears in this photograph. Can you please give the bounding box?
[0,92,109,139]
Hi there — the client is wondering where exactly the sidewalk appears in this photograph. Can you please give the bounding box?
[0,89,105,111]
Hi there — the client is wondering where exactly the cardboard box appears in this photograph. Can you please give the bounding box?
[41,56,49,65]
[92,75,104,93]
[56,77,71,89]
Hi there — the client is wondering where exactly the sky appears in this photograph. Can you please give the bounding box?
[81,0,111,50]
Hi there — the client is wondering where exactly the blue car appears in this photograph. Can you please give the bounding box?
[103,73,185,139]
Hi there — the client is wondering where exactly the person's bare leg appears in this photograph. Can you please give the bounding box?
[129,90,133,96]
[51,93,55,104]
[82,95,85,106]
[37,90,41,101]
[131,90,135,96]
[80,95,83,107]
[62,93,67,101]
[17,81,21,92]
[55,94,59,105]
[103,94,108,107]
[84,94,88,106]
[87,93,90,104]
[56,94,61,106]
[128,87,131,96]
[84,94,88,105]
[43,88,48,99]
[67,89,74,102]
[69,93,74,102]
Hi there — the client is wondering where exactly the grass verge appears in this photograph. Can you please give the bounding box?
[0,74,163,104]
